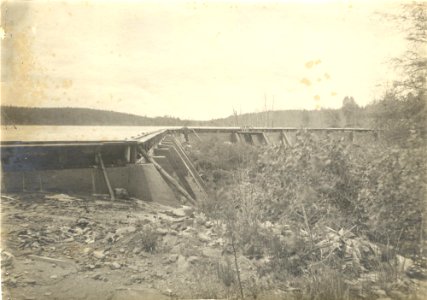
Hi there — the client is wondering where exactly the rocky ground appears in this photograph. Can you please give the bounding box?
[0,193,263,300]
[1,193,427,300]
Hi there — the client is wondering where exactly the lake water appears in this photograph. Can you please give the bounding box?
[0,125,182,142]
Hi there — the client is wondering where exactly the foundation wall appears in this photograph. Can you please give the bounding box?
[1,164,178,206]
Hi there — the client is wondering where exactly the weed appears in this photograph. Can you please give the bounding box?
[138,225,159,253]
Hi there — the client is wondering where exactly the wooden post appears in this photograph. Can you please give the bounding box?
[191,129,202,142]
[261,132,270,145]
[137,145,196,205]
[91,168,97,195]
[348,131,354,143]
[38,173,43,192]
[96,153,115,201]
[22,172,25,192]
[282,131,292,147]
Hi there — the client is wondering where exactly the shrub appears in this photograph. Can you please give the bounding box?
[138,225,159,253]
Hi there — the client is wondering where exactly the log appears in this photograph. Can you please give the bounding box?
[137,146,196,205]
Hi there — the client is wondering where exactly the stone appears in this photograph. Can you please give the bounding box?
[111,262,121,270]
[93,250,105,259]
[115,226,136,236]
[187,256,199,264]
[24,279,36,284]
[388,290,406,300]
[50,275,58,279]
[396,255,414,272]
[82,247,93,255]
[372,289,387,297]
[170,208,187,218]
[198,232,211,243]
[183,206,195,216]
[156,228,168,236]
[205,221,214,228]
[92,273,102,280]
[114,188,129,199]
[133,247,142,254]
[164,254,178,264]
[76,218,90,228]
[1,251,14,267]
[8,278,17,286]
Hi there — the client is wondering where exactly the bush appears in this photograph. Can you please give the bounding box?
[138,225,159,253]
[186,129,426,296]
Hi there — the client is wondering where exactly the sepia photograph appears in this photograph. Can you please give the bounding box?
[1,0,426,299]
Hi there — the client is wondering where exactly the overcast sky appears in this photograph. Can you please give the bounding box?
[2,0,408,120]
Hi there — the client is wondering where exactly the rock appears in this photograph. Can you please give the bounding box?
[93,250,105,259]
[183,219,194,227]
[119,248,125,253]
[406,265,427,279]
[182,206,194,217]
[87,264,95,270]
[372,289,387,297]
[163,254,178,264]
[24,279,36,284]
[7,278,17,287]
[198,232,211,243]
[187,256,199,264]
[115,226,136,236]
[133,247,142,254]
[114,188,129,199]
[92,273,102,280]
[73,227,84,235]
[171,208,187,218]
[156,228,168,236]
[50,275,58,279]
[76,218,90,228]
[205,221,214,228]
[111,262,121,270]
[388,290,407,300]
[396,255,414,272]
[169,254,179,262]
[82,247,93,255]
[1,251,14,267]
[104,232,116,243]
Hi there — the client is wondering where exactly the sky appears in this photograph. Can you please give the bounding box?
[1,0,409,120]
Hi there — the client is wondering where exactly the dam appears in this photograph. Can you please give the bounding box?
[0,125,378,205]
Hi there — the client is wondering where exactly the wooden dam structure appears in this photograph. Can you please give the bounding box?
[0,126,379,206]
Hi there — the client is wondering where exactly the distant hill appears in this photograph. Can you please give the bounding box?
[1,105,373,128]
[0,106,198,126]
[205,108,372,128]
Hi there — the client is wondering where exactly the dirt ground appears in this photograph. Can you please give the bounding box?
[0,192,265,300]
[2,193,427,300]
